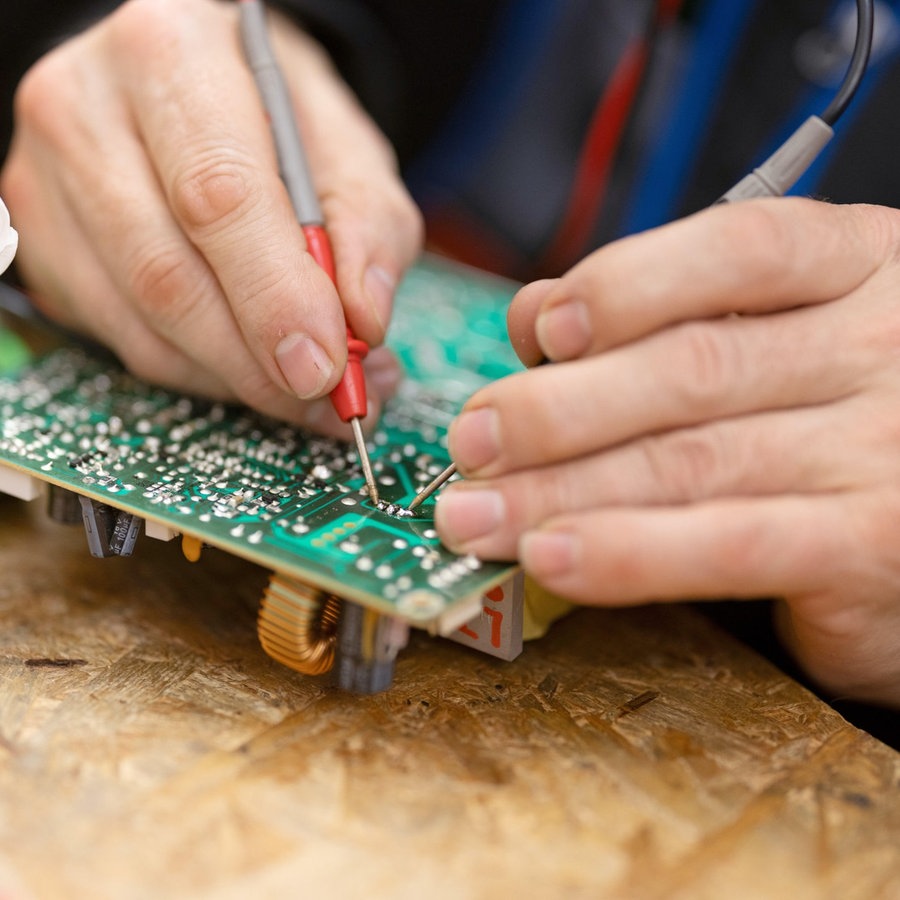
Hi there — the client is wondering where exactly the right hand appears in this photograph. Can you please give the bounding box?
[0,0,423,433]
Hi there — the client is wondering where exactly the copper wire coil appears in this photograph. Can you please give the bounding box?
[257,573,341,675]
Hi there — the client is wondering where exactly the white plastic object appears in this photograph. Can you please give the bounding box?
[0,463,43,501]
[0,197,17,274]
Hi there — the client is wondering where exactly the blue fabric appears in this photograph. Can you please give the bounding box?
[618,0,758,236]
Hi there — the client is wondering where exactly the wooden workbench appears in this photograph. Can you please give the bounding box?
[0,492,898,899]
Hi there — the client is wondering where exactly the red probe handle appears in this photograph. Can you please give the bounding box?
[330,330,369,422]
[302,223,336,281]
[301,223,369,422]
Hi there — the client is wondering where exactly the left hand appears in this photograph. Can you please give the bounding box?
[0,0,421,432]
[435,197,900,706]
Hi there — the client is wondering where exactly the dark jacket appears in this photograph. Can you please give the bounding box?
[4,0,900,278]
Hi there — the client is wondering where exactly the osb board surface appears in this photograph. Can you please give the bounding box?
[0,496,898,900]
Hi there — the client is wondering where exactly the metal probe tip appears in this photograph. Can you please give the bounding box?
[350,417,379,504]
[408,462,457,512]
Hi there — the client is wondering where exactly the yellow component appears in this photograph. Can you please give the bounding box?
[181,534,203,563]
[257,573,341,675]
[522,577,575,641]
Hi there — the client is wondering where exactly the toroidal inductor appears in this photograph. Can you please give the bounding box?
[257,573,341,675]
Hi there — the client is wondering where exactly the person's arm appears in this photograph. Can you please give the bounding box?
[0,0,422,433]
[437,196,900,708]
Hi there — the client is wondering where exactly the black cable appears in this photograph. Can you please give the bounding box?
[719,0,876,202]
[820,0,874,126]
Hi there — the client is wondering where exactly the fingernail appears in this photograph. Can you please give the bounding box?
[275,333,334,399]
[365,264,396,332]
[449,407,501,472]
[436,488,505,547]
[535,300,591,360]
[520,529,578,579]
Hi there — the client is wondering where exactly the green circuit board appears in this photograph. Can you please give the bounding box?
[0,257,522,630]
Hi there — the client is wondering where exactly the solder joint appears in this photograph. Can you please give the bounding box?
[375,499,415,518]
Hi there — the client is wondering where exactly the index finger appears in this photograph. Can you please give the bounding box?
[529,198,897,362]
[111,0,347,398]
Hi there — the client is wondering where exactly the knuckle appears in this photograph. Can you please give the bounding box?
[541,466,583,516]
[13,51,77,143]
[230,265,295,316]
[108,0,199,62]
[716,202,792,286]
[107,0,160,48]
[876,206,900,251]
[864,306,900,354]
[714,516,772,574]
[669,321,741,410]
[852,493,900,564]
[513,467,577,527]
[637,427,725,501]
[169,151,259,233]
[0,154,33,213]
[127,245,195,318]
[859,204,900,266]
[317,189,354,233]
[860,290,900,358]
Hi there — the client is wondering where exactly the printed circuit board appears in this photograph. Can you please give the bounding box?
[0,257,522,632]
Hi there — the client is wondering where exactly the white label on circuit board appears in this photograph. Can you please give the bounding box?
[448,571,524,661]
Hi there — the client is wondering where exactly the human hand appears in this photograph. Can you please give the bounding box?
[437,198,900,706]
[0,0,422,432]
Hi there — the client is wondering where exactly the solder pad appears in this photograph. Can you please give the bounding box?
[0,257,521,630]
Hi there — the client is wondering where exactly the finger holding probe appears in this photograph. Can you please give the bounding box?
[238,0,379,503]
